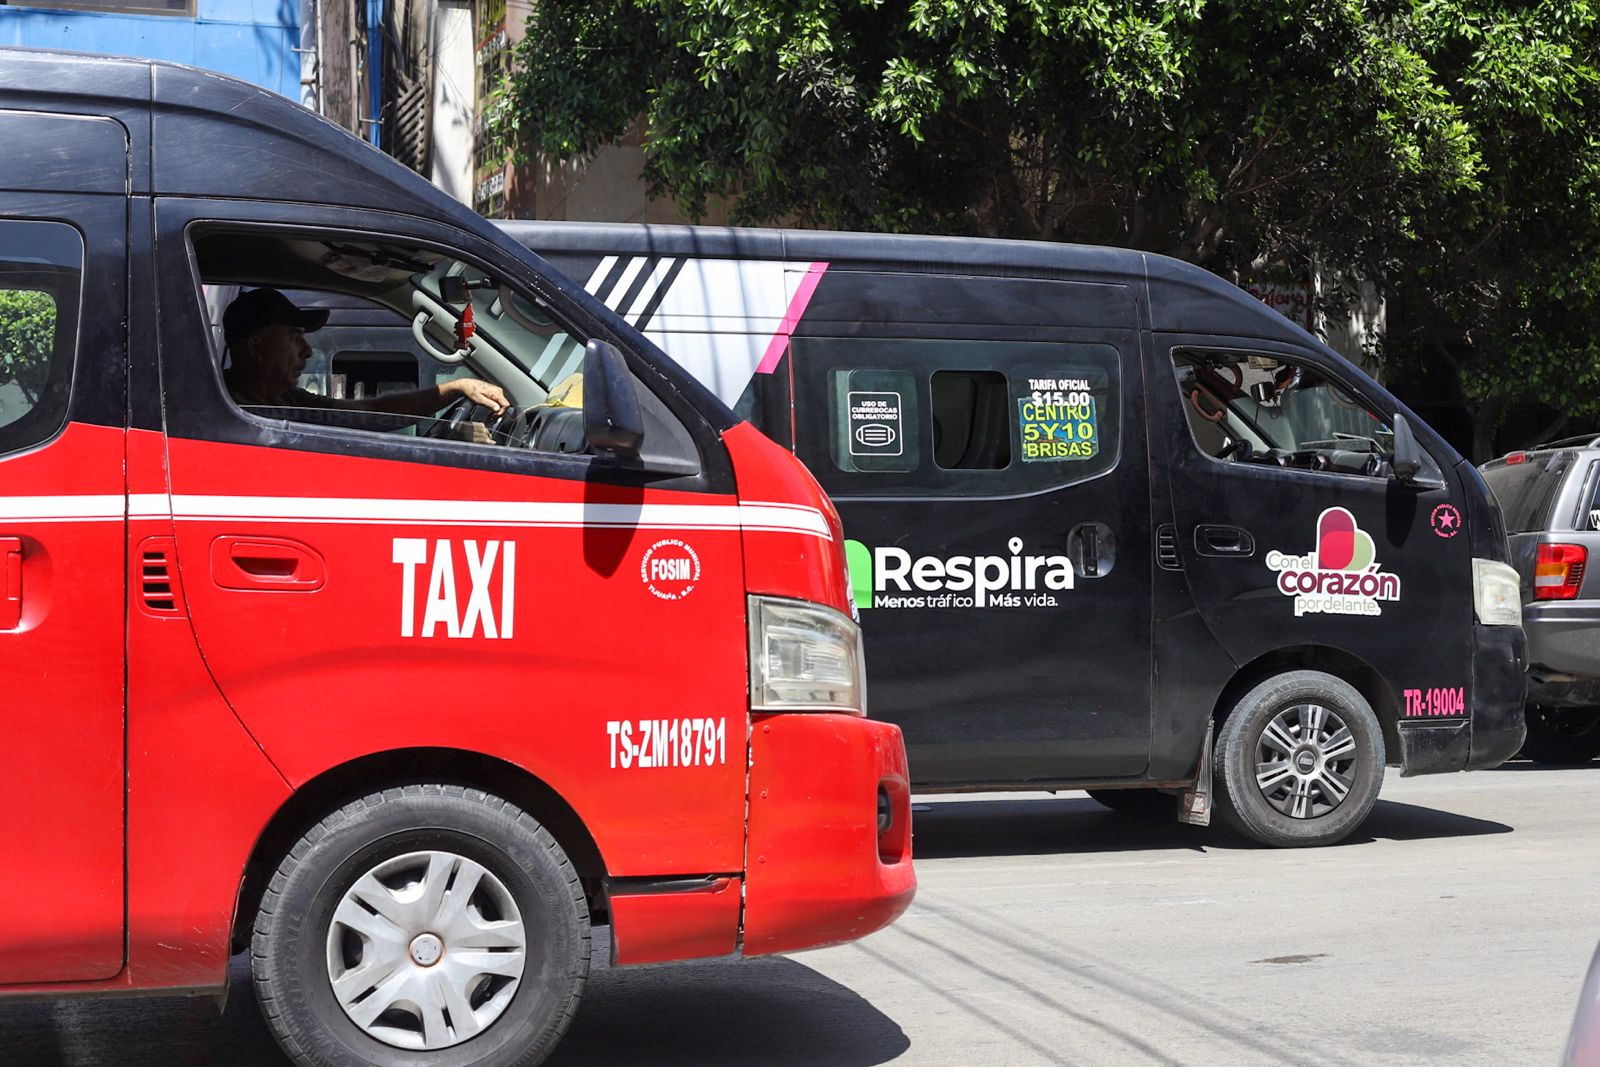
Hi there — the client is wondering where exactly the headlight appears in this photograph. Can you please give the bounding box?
[748,596,866,715]
[1473,558,1523,627]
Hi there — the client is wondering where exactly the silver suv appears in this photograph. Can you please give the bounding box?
[1483,439,1600,763]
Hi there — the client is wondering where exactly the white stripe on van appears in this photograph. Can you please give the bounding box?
[603,257,650,313]
[0,494,128,522]
[585,255,620,295]
[621,257,678,323]
[0,495,831,540]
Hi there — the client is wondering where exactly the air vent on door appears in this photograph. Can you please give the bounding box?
[137,536,186,618]
[1156,524,1182,571]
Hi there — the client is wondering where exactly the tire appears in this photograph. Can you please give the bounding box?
[253,784,591,1067]
[1520,706,1600,764]
[1086,788,1175,818]
[1212,671,1385,848]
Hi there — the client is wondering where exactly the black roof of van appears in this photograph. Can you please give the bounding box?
[498,221,1310,342]
[0,46,482,232]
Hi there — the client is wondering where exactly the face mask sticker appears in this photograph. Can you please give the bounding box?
[847,391,904,457]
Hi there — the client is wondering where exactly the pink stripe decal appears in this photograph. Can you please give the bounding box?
[756,262,828,375]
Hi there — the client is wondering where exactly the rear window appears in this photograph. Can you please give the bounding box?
[1483,452,1575,533]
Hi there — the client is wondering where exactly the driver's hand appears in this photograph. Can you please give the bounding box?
[444,378,510,415]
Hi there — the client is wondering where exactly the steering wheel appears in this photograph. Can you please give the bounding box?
[1219,437,1253,461]
[422,394,481,440]
[489,403,528,446]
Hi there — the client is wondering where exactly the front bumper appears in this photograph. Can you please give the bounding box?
[742,713,916,957]
[1468,623,1527,768]
[1398,623,1526,775]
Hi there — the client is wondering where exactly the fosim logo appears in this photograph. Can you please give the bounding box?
[843,537,1074,610]
[1265,507,1401,617]
[641,539,701,601]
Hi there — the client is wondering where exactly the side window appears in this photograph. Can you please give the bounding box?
[1171,348,1393,478]
[0,220,81,455]
[796,337,1121,497]
[831,368,919,473]
[193,231,591,451]
[1587,463,1600,531]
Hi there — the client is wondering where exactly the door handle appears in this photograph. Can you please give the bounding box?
[1194,524,1255,558]
[210,536,326,591]
[0,537,21,629]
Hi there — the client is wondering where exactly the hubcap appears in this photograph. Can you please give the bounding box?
[326,850,527,1051]
[1254,703,1357,820]
[409,933,444,967]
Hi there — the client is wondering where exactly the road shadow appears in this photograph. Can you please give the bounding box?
[910,794,1512,859]
[0,935,907,1067]
[1342,799,1513,843]
[1489,758,1598,771]
[551,937,908,1066]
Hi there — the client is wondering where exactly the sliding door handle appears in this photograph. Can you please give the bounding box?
[210,536,326,591]
[1194,524,1255,558]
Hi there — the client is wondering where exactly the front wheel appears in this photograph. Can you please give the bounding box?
[1521,706,1600,764]
[252,784,591,1067]
[1213,671,1385,847]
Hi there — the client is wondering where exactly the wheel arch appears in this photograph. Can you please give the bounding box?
[230,747,609,954]
[1212,645,1402,764]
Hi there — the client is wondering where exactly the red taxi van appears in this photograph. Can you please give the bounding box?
[0,48,914,1066]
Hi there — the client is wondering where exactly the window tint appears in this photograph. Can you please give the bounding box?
[196,235,589,450]
[187,229,700,475]
[1483,452,1576,533]
[1171,349,1392,478]
[932,371,1008,469]
[0,220,81,454]
[830,369,918,473]
[796,337,1121,497]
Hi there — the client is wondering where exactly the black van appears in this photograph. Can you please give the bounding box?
[502,222,1529,847]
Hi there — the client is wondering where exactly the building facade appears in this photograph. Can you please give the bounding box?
[1,0,381,143]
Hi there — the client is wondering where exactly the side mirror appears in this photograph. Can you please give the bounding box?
[582,339,645,461]
[1391,413,1444,489]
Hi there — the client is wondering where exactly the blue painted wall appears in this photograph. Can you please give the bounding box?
[1,0,304,101]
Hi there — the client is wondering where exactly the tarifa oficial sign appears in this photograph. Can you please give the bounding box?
[1265,507,1401,617]
[844,537,1074,610]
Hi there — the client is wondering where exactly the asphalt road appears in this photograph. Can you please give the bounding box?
[6,763,1597,1066]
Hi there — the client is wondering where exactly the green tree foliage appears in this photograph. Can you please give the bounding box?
[0,288,55,405]
[496,1,1600,459]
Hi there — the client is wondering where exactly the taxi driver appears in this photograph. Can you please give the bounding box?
[222,287,508,437]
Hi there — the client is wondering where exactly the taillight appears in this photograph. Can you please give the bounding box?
[1506,452,1528,465]
[1535,543,1588,600]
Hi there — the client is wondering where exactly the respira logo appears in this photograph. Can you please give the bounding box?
[1265,507,1401,617]
[844,537,1073,610]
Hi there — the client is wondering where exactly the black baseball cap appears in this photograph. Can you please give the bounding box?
[223,288,330,347]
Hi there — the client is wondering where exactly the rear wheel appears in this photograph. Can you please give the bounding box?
[1086,788,1175,818]
[253,784,590,1067]
[1521,706,1600,764]
[1213,671,1385,847]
